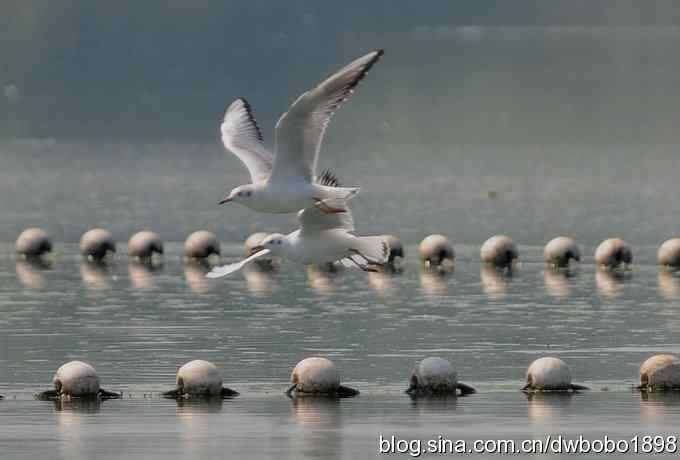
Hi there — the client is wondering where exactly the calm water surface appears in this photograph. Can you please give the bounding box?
[1,140,680,458]
[1,242,680,459]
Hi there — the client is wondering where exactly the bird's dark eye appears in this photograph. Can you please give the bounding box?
[277,240,281,245]
[245,191,252,197]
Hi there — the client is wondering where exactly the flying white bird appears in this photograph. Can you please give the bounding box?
[218,49,384,214]
[206,203,390,278]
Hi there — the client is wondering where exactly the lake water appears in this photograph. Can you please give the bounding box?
[1,138,680,459]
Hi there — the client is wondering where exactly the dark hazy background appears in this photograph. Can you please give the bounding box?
[3,0,680,145]
[2,1,680,245]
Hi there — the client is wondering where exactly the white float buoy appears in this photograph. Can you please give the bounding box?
[658,238,680,269]
[522,357,587,392]
[15,228,52,258]
[244,232,278,270]
[184,231,221,260]
[544,236,580,268]
[287,357,358,398]
[163,360,238,398]
[36,360,120,400]
[406,357,476,396]
[128,231,163,260]
[419,234,455,270]
[638,354,680,391]
[80,228,116,262]
[481,235,518,268]
[594,238,632,269]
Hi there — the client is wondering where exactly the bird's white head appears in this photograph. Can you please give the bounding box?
[254,233,288,256]
[219,184,256,205]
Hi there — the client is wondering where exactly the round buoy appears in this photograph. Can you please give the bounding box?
[287,357,358,398]
[80,229,116,262]
[544,236,580,268]
[638,355,680,391]
[658,238,680,269]
[15,228,52,258]
[184,231,221,260]
[594,238,632,269]
[419,234,454,270]
[163,360,238,398]
[481,235,518,268]
[36,360,119,400]
[521,357,587,392]
[406,357,476,396]
[128,231,163,260]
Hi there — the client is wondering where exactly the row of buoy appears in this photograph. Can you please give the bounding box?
[14,228,680,271]
[16,228,220,262]
[5,354,679,402]
[418,235,680,270]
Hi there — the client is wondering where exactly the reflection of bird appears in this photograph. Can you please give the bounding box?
[218,50,383,214]
[207,205,389,278]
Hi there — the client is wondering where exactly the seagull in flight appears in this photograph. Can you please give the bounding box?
[206,202,390,278]
[218,49,384,214]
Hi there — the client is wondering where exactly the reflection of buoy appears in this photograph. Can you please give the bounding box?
[521,357,587,392]
[481,235,518,268]
[658,238,680,269]
[638,355,680,392]
[406,357,475,396]
[595,238,632,269]
[16,259,50,289]
[286,357,359,398]
[480,266,510,299]
[368,272,397,297]
[184,231,221,261]
[543,269,573,299]
[383,234,404,272]
[128,261,158,289]
[658,271,680,300]
[543,237,580,268]
[15,228,52,258]
[418,234,454,271]
[36,361,120,400]
[596,269,626,299]
[163,360,238,398]
[80,262,111,290]
[306,266,337,295]
[128,231,163,260]
[80,229,116,262]
[184,263,213,294]
[420,270,449,296]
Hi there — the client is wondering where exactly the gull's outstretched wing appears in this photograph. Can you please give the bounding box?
[206,249,271,278]
[220,99,274,183]
[298,205,354,234]
[271,49,384,182]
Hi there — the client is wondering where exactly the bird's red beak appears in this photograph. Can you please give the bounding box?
[219,195,232,205]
